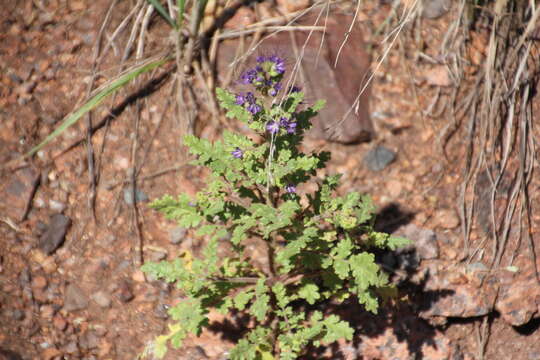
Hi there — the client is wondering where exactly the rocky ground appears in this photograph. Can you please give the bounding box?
[1,0,540,359]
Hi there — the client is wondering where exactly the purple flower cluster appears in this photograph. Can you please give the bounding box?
[235,91,261,115]
[285,184,296,194]
[231,147,243,159]
[265,117,297,135]
[239,54,285,97]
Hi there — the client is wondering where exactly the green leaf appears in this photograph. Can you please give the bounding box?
[234,290,255,311]
[298,283,320,305]
[350,252,381,291]
[147,0,177,28]
[250,279,270,322]
[321,315,353,343]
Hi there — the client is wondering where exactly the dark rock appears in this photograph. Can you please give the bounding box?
[495,256,540,326]
[422,0,451,19]
[394,223,439,260]
[116,280,134,303]
[38,213,71,255]
[182,346,209,360]
[0,348,23,360]
[217,12,373,144]
[123,187,148,205]
[0,167,40,220]
[364,145,396,171]
[11,309,25,321]
[420,264,498,319]
[64,283,88,312]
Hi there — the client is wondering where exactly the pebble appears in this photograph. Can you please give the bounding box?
[40,304,55,319]
[422,0,451,19]
[386,179,403,198]
[49,199,67,212]
[364,145,396,171]
[11,309,25,321]
[38,213,72,255]
[169,227,186,244]
[64,283,89,312]
[123,187,148,205]
[395,223,440,260]
[53,314,67,331]
[41,347,61,360]
[64,341,79,354]
[149,250,167,262]
[31,275,48,290]
[436,209,460,229]
[116,281,134,303]
[132,270,146,283]
[91,291,111,308]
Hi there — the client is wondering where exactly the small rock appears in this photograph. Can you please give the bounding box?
[386,179,403,198]
[80,331,99,350]
[40,305,55,319]
[38,214,72,255]
[64,341,79,354]
[364,146,396,171]
[116,281,134,303]
[424,65,452,87]
[11,309,25,321]
[422,0,451,19]
[91,291,111,308]
[93,324,108,337]
[149,250,167,262]
[49,199,67,212]
[41,347,61,360]
[0,167,40,220]
[123,187,148,205]
[169,227,187,244]
[132,270,146,282]
[31,275,48,290]
[64,284,89,312]
[276,0,310,13]
[436,209,460,229]
[394,224,439,260]
[53,314,67,331]
[182,346,209,360]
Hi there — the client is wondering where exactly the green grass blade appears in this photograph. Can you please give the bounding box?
[177,0,185,29]
[27,57,170,157]
[147,0,177,29]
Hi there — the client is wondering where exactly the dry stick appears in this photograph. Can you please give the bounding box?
[106,164,189,190]
[98,0,144,63]
[128,101,144,267]
[83,0,118,224]
[184,0,207,74]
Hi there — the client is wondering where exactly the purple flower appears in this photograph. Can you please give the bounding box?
[279,117,297,134]
[247,103,261,114]
[266,121,280,134]
[285,184,296,193]
[268,55,285,74]
[235,93,245,105]
[231,147,243,159]
[245,92,256,103]
[241,69,258,85]
[268,87,277,96]
[285,121,297,134]
[256,56,266,63]
[288,85,301,94]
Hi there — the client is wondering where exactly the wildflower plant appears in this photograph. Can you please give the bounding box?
[141,54,409,359]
